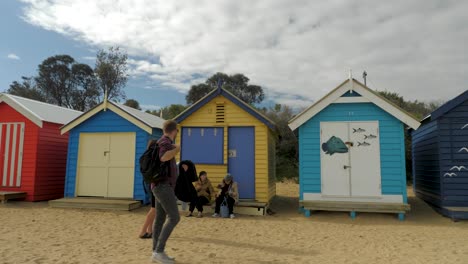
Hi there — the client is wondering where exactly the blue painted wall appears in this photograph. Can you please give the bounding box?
[298,102,407,202]
[413,99,468,214]
[64,110,162,202]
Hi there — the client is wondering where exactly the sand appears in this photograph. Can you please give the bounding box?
[1,182,468,264]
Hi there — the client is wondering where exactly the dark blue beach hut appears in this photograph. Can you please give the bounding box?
[412,90,468,220]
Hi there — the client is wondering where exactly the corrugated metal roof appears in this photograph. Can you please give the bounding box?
[112,102,165,129]
[0,93,83,125]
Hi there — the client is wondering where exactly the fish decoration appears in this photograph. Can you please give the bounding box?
[322,136,349,155]
[353,128,366,133]
[444,172,457,177]
[364,134,377,140]
[357,141,371,147]
[458,147,468,153]
[450,166,467,171]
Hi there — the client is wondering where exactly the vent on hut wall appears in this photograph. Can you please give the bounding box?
[216,102,225,123]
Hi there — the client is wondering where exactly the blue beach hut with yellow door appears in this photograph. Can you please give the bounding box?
[174,85,276,212]
[289,78,420,220]
[59,99,164,203]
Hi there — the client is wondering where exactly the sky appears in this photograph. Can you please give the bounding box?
[1,0,467,111]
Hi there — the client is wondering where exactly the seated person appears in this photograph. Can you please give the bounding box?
[187,171,215,218]
[213,174,239,219]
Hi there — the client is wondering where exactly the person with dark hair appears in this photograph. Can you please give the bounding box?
[175,160,198,210]
[213,174,239,219]
[139,139,158,239]
[151,120,180,264]
[187,171,215,218]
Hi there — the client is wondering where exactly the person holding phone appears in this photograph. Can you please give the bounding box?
[212,174,239,219]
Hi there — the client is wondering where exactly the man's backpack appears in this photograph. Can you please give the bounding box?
[139,143,167,184]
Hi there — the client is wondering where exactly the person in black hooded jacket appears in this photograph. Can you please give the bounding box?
[175,160,198,208]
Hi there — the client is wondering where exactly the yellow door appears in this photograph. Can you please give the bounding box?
[76,132,136,198]
[107,133,135,198]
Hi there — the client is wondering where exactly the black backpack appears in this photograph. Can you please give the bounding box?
[139,143,167,184]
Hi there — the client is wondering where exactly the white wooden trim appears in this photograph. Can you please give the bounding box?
[0,95,43,128]
[16,123,25,187]
[9,124,18,187]
[3,124,10,186]
[0,124,3,186]
[334,97,370,103]
[61,102,153,134]
[302,193,403,203]
[289,79,421,130]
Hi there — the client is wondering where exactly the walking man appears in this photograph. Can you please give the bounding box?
[152,120,181,264]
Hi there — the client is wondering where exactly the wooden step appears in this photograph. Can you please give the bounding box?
[300,200,411,213]
[0,191,27,204]
[177,200,268,216]
[49,198,142,211]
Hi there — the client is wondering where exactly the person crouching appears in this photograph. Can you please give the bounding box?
[187,171,214,218]
[213,174,238,219]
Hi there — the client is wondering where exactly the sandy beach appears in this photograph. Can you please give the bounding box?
[1,182,467,264]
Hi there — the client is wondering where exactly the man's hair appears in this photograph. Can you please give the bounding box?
[163,120,178,134]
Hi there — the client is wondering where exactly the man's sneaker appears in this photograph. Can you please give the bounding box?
[152,252,175,264]
[230,214,235,219]
[186,212,193,217]
[196,212,203,218]
[212,213,219,218]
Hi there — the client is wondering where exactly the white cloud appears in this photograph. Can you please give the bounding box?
[20,0,468,106]
[7,53,20,60]
[81,56,95,61]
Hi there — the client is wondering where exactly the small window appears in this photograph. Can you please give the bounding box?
[181,127,224,164]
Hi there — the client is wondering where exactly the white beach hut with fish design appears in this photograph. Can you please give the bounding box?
[289,77,420,220]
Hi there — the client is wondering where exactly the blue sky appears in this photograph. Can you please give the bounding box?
[0,1,186,110]
[1,0,467,111]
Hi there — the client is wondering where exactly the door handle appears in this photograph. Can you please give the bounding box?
[343,165,351,169]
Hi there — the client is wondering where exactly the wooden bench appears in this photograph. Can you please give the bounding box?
[0,191,27,204]
[177,200,268,216]
[300,200,411,220]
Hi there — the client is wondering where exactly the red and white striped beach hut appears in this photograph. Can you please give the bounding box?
[0,93,82,201]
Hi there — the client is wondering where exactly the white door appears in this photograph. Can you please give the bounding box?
[320,122,351,196]
[76,132,136,198]
[320,121,381,198]
[349,122,381,197]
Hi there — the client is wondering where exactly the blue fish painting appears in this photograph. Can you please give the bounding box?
[322,136,349,155]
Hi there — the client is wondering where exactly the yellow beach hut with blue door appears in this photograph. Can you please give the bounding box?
[174,86,276,204]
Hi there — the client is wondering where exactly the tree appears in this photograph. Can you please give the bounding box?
[95,47,128,101]
[35,55,75,106]
[124,99,141,110]
[33,55,100,111]
[263,104,299,181]
[7,76,46,102]
[146,104,187,120]
[69,63,100,111]
[186,72,264,105]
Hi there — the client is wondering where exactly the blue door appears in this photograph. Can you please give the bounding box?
[228,127,255,199]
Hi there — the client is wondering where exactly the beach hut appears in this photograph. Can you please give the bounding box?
[412,90,468,220]
[174,86,276,207]
[289,78,420,220]
[60,99,164,203]
[0,93,82,202]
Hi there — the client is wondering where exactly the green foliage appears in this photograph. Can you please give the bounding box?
[378,90,444,181]
[7,76,46,102]
[95,47,128,101]
[32,55,100,111]
[124,99,141,110]
[186,72,264,105]
[146,104,187,120]
[263,104,299,181]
